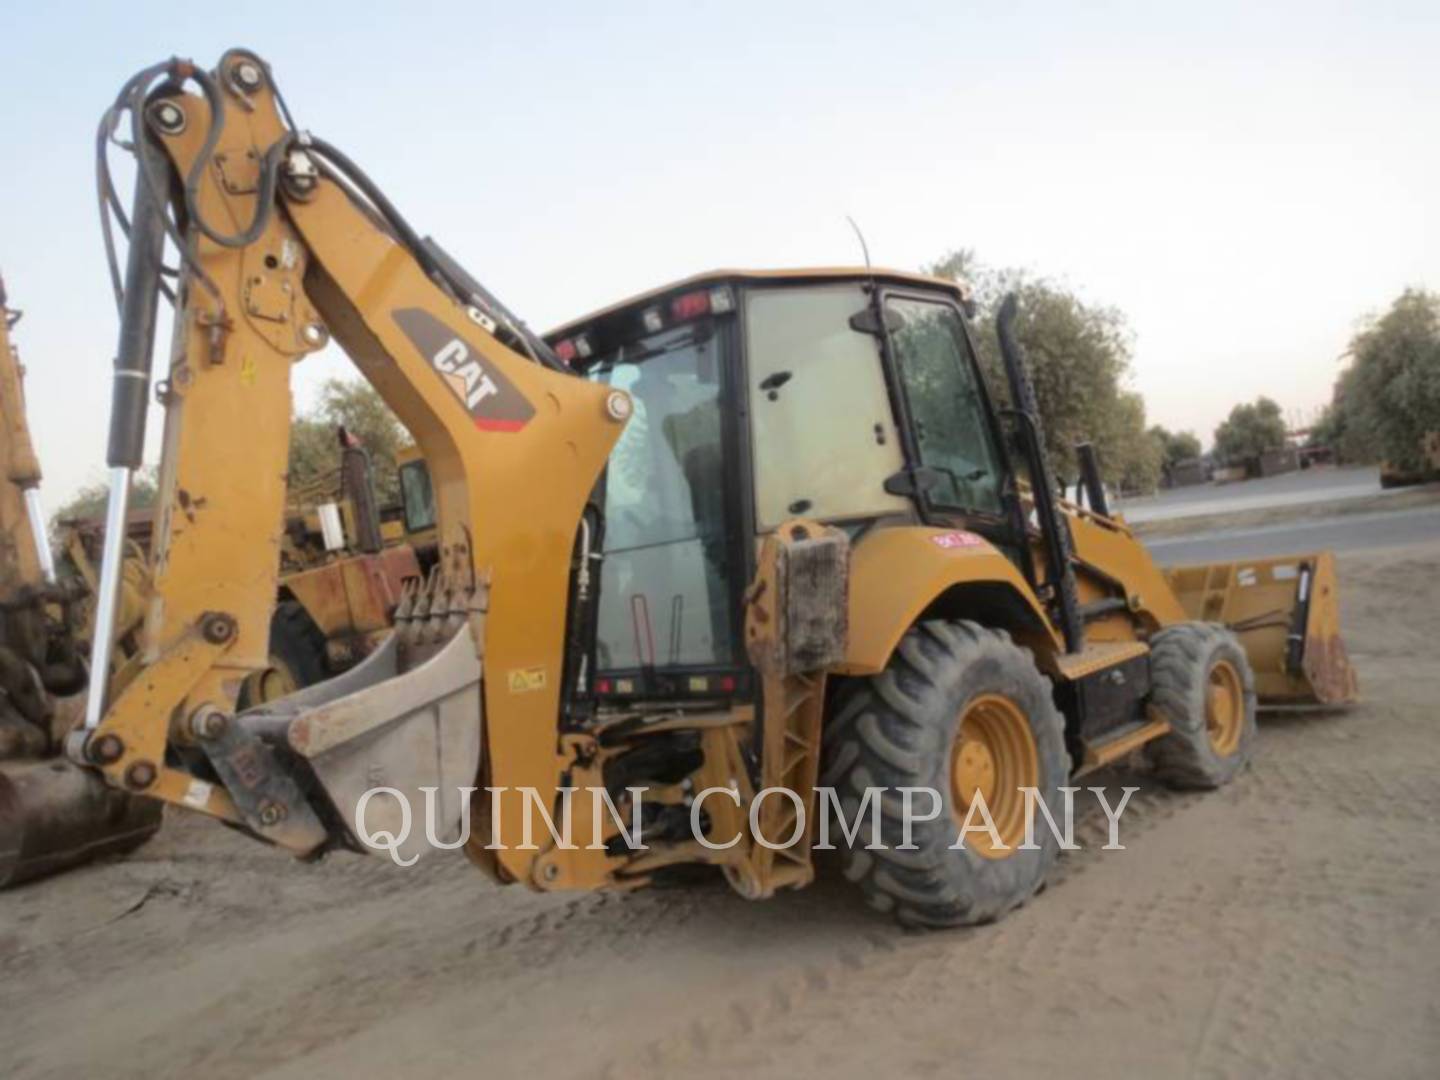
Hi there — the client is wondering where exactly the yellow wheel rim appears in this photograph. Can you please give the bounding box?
[950,693,1039,860]
[1206,659,1244,757]
[239,657,300,708]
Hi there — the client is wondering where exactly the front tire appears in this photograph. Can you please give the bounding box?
[822,620,1070,927]
[1146,623,1256,789]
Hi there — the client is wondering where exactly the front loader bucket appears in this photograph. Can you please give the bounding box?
[0,758,162,888]
[1164,551,1358,706]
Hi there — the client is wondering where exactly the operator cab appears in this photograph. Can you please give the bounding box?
[546,270,1021,708]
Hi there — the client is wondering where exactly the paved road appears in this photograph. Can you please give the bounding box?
[1121,465,1387,523]
[1147,504,1440,565]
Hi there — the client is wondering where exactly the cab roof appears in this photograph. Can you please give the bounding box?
[545,267,965,339]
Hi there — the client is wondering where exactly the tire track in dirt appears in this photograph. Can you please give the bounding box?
[596,701,1440,1080]
[595,769,1210,1079]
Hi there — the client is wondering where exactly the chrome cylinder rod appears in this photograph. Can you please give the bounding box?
[21,487,56,584]
[83,466,132,729]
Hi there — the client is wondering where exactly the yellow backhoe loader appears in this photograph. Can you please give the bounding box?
[16,49,1355,925]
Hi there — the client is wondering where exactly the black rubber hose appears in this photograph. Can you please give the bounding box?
[305,136,567,373]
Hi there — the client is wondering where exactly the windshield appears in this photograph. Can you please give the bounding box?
[590,327,734,671]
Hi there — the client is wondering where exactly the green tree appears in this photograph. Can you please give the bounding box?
[1212,396,1288,467]
[927,249,1160,493]
[1113,392,1163,493]
[1325,289,1440,469]
[52,469,158,524]
[288,379,408,504]
[1149,425,1202,469]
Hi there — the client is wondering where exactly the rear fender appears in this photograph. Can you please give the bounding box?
[835,527,1061,676]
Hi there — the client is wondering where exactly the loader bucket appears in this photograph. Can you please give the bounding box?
[1163,551,1357,706]
[0,758,163,888]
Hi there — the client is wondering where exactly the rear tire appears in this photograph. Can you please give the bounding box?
[1146,623,1256,789]
[821,620,1070,928]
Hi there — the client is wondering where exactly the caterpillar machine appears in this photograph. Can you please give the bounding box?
[7,48,1356,924]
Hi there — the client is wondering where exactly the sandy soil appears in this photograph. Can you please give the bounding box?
[3,543,1439,1079]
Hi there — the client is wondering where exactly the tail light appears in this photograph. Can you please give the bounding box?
[669,286,735,323]
[552,332,593,366]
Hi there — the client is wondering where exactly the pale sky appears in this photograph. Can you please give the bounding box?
[2,1,1435,504]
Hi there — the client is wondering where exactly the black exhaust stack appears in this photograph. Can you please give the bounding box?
[996,295,1084,653]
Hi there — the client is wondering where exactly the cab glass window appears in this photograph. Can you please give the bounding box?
[589,327,734,670]
[399,460,436,533]
[745,285,909,529]
[887,296,1004,516]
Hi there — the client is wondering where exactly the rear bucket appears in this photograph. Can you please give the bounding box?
[1164,551,1358,706]
[0,759,163,888]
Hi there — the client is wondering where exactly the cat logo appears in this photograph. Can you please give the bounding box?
[392,307,536,433]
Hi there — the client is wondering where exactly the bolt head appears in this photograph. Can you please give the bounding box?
[91,733,125,764]
[150,101,186,134]
[604,390,633,423]
[191,707,229,741]
[201,613,237,644]
[124,760,158,790]
[234,60,264,91]
[301,322,328,348]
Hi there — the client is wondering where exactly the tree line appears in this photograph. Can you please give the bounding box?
[1311,288,1440,471]
[927,249,1183,494]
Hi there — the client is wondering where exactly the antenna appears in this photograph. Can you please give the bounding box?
[845,215,872,271]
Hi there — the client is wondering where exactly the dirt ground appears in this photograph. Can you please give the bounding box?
[3,543,1439,1079]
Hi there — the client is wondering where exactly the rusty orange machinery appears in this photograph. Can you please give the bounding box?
[60,499,420,679]
[281,544,419,670]
[0,274,160,887]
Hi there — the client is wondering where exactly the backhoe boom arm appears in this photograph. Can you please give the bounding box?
[76,51,628,880]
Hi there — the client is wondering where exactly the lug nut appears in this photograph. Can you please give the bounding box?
[258,801,286,827]
[124,760,158,790]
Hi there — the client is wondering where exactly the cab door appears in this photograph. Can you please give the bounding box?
[882,292,1012,529]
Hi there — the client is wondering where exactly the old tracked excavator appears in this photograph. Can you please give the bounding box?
[7,49,1355,925]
